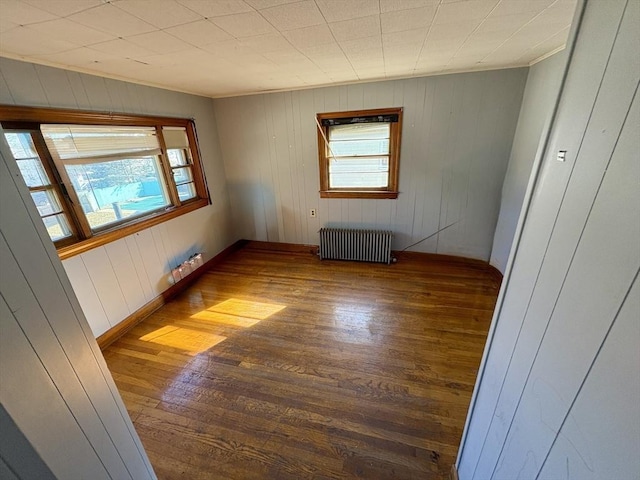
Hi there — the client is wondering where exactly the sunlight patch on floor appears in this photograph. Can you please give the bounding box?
[190,298,286,327]
[190,310,261,327]
[140,299,286,355]
[139,325,226,355]
[210,298,287,320]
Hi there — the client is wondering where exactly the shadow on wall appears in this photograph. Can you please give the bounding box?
[153,245,203,293]
[228,182,276,241]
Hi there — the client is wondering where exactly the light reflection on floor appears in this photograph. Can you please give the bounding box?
[140,297,288,404]
[139,298,286,355]
[331,303,380,345]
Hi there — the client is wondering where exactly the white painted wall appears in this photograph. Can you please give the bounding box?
[0,133,155,478]
[490,52,566,274]
[458,0,639,478]
[214,69,527,261]
[539,275,639,479]
[0,57,234,336]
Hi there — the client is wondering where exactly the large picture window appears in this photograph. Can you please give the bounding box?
[316,107,402,199]
[1,106,210,259]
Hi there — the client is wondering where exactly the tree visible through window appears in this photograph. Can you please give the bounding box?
[317,107,402,199]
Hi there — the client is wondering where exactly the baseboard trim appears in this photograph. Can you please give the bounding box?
[396,251,503,287]
[244,240,318,255]
[96,296,164,350]
[450,463,459,480]
[97,239,503,349]
[486,263,504,286]
[243,240,503,283]
[160,239,248,303]
[394,249,479,264]
[97,239,246,350]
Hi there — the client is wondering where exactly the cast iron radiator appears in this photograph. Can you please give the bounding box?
[318,228,393,264]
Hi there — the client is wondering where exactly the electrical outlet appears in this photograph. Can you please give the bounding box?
[310,209,316,218]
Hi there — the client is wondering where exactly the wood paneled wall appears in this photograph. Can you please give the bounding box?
[0,135,155,478]
[0,57,234,336]
[214,68,527,261]
[490,51,566,274]
[458,0,640,478]
[61,217,216,336]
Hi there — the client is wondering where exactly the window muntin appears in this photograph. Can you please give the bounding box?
[163,126,197,202]
[1,106,210,259]
[317,108,402,199]
[4,132,75,242]
[41,124,172,232]
[328,122,391,189]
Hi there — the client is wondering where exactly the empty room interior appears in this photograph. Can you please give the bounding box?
[0,0,638,479]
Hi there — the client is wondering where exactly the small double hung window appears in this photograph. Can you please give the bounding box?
[317,107,403,199]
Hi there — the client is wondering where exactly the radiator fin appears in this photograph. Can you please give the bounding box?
[319,228,393,264]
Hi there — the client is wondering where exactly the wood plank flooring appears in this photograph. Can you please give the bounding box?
[103,244,500,479]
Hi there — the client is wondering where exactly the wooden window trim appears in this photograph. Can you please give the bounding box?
[3,128,85,248]
[1,105,211,260]
[155,125,182,207]
[31,131,84,246]
[57,198,208,259]
[316,107,402,200]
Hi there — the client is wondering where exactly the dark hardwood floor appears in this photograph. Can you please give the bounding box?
[103,243,500,479]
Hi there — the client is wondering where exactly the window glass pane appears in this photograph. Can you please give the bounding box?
[167,149,188,167]
[4,132,38,159]
[177,182,197,201]
[329,138,390,156]
[4,133,51,187]
[43,213,72,241]
[31,190,63,216]
[172,166,193,184]
[65,156,170,231]
[329,157,389,173]
[4,131,76,241]
[17,158,50,187]
[329,157,389,188]
[41,125,160,162]
[330,172,389,188]
[328,123,390,141]
[328,123,391,159]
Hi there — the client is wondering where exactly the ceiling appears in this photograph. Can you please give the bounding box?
[0,0,577,98]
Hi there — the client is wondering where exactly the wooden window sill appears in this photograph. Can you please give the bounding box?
[57,198,208,260]
[319,190,399,199]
